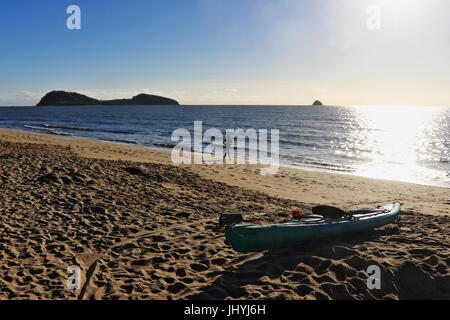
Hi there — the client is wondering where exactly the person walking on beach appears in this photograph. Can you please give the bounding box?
[223,133,232,162]
[210,136,217,156]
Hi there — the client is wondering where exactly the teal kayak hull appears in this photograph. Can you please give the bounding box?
[225,202,402,252]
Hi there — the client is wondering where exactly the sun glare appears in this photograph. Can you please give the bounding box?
[378,0,428,15]
[350,106,446,185]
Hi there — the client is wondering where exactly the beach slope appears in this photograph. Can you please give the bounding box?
[0,128,448,300]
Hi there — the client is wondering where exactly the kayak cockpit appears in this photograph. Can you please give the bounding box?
[220,203,401,229]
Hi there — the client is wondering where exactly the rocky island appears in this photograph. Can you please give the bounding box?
[36,91,179,106]
[312,100,323,106]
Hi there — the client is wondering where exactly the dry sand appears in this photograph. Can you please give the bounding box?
[0,128,448,300]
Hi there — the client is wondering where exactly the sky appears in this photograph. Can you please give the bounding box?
[0,0,449,106]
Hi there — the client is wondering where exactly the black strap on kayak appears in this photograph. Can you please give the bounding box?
[218,213,244,229]
[312,205,351,219]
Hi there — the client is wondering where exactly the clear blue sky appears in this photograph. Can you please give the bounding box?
[0,0,449,106]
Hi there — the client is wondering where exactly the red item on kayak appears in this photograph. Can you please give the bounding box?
[291,208,304,219]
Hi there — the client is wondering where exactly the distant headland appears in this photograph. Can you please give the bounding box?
[36,91,179,106]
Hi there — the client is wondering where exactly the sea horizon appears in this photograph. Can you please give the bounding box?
[1,104,450,108]
[5,124,449,191]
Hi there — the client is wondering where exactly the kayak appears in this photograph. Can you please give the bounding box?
[225,202,402,252]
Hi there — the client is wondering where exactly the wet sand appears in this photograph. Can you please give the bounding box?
[0,128,448,300]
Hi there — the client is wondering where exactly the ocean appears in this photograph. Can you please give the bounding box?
[0,105,449,188]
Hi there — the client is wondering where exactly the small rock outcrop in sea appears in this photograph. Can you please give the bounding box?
[312,100,323,106]
[36,91,179,106]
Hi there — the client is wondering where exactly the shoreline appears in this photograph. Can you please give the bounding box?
[2,126,449,190]
[0,127,449,217]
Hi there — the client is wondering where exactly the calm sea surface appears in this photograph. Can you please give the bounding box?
[0,105,449,188]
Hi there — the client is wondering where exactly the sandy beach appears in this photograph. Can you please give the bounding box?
[0,128,448,300]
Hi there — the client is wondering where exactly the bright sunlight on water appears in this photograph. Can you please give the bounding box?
[340,106,449,186]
